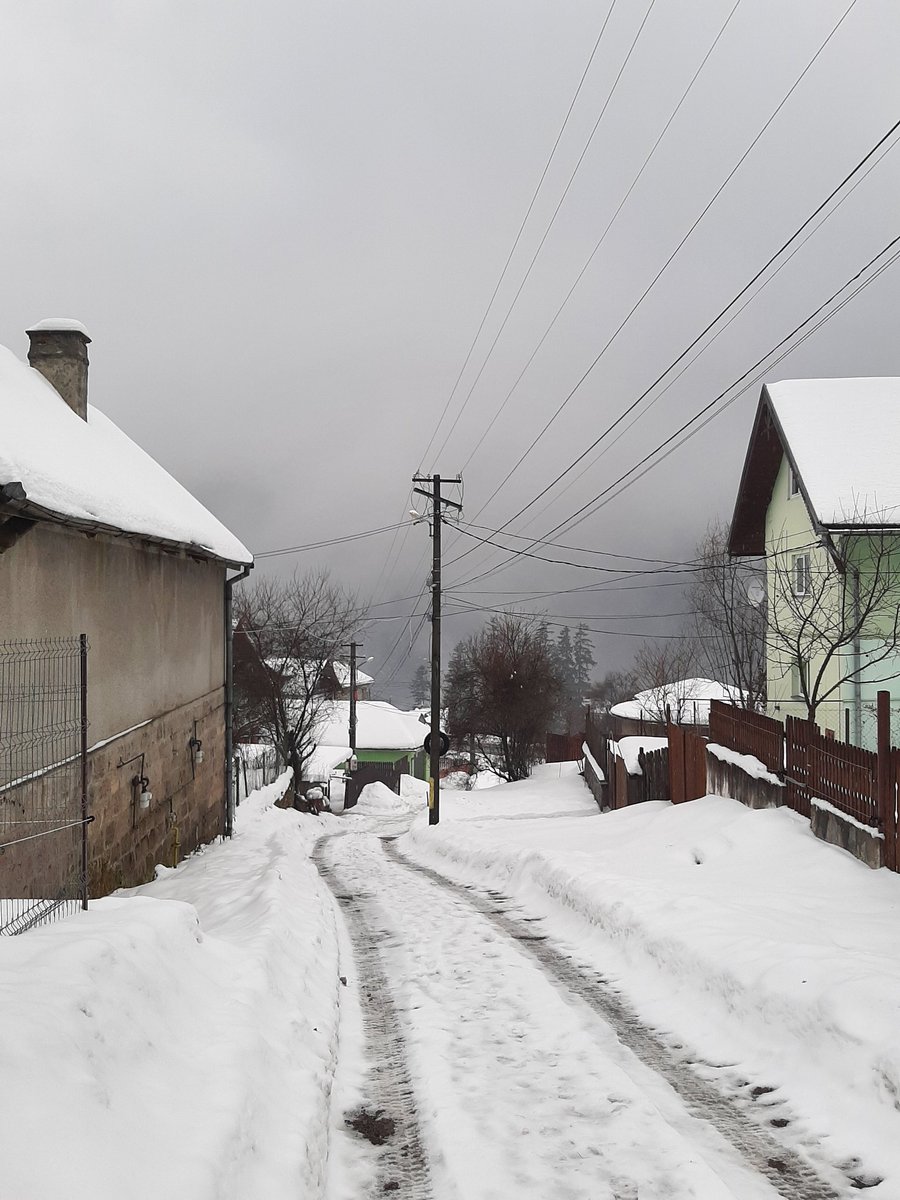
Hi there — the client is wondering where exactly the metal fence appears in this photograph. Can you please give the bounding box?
[0,637,89,934]
[234,743,284,803]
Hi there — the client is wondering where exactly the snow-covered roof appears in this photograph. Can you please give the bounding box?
[331,661,374,688]
[0,343,251,564]
[767,378,900,526]
[305,743,352,782]
[610,678,743,724]
[315,700,426,752]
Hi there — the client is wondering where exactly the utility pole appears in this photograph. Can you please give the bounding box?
[412,473,462,825]
[348,640,359,762]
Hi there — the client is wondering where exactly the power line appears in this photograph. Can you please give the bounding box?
[453,0,741,481]
[450,230,900,590]
[447,0,861,573]
[255,521,409,560]
[427,0,659,470]
[417,0,619,472]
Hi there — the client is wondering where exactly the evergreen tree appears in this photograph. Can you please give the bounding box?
[555,626,575,697]
[572,624,595,698]
[411,663,430,707]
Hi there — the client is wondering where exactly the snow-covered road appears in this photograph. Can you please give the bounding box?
[318,827,842,1200]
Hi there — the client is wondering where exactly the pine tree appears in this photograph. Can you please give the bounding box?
[555,626,575,696]
[411,663,430,707]
[572,624,595,698]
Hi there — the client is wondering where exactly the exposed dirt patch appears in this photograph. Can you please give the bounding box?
[346,1106,397,1146]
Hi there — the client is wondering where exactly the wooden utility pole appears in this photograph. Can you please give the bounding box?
[348,640,359,760]
[412,473,462,825]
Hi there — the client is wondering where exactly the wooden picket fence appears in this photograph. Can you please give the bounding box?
[708,698,900,870]
[667,722,707,804]
[709,700,783,773]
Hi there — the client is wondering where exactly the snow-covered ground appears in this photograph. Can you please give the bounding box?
[2,764,899,1197]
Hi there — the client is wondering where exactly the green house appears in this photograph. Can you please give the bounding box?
[730,378,900,749]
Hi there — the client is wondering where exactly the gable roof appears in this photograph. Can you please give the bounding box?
[729,378,900,556]
[0,343,251,565]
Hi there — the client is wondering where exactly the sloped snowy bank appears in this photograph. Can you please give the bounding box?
[401,767,900,1192]
[0,773,343,1200]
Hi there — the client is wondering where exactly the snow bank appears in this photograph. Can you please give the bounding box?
[401,784,900,1188]
[0,770,343,1200]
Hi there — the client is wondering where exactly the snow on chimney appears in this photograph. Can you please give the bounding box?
[26,318,92,420]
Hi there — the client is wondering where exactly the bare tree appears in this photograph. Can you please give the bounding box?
[629,640,700,722]
[767,523,900,728]
[446,614,563,781]
[689,521,767,711]
[233,570,359,803]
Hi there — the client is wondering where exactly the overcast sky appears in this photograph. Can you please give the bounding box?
[3,1,900,700]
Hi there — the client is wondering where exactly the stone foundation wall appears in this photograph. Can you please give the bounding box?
[809,803,884,870]
[706,752,785,810]
[87,688,226,894]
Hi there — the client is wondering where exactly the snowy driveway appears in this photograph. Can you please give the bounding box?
[317,829,845,1200]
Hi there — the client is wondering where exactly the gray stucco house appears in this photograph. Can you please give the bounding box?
[0,319,252,896]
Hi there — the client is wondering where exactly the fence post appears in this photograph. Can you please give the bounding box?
[79,633,89,911]
[877,690,895,865]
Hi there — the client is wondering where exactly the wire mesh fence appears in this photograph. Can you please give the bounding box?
[0,637,89,934]
[234,743,284,803]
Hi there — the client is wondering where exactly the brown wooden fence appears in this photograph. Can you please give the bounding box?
[668,723,707,804]
[708,701,783,773]
[546,733,584,763]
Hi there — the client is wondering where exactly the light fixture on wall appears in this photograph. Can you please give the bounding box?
[189,721,204,778]
[133,774,152,809]
[117,750,152,814]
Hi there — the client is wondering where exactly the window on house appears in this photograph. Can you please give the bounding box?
[788,467,800,497]
[792,552,811,597]
[791,657,809,700]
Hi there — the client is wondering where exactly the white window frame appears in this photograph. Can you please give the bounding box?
[792,552,811,597]
[788,466,800,498]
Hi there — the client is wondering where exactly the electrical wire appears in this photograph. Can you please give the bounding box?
[450,231,900,590]
[254,521,409,560]
[448,0,861,569]
[453,0,742,481]
[426,0,659,470]
[416,0,619,472]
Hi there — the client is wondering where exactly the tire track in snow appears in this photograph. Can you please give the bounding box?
[314,834,433,1200]
[384,840,849,1200]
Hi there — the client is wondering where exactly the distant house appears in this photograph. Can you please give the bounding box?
[729,378,900,748]
[317,660,373,701]
[312,700,427,781]
[0,319,252,904]
[609,678,743,737]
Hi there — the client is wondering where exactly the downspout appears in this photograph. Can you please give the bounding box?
[850,561,862,745]
[224,562,252,837]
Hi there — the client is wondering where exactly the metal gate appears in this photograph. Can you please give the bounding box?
[0,637,89,934]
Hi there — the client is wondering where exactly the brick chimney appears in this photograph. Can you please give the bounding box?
[26,318,92,420]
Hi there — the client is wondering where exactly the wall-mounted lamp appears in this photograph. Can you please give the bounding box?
[189,721,204,778]
[118,750,152,815]
[133,774,152,809]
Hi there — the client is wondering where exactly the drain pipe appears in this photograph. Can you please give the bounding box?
[850,561,862,746]
[224,562,252,837]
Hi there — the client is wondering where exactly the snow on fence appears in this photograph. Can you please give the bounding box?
[708,701,783,774]
[235,744,284,804]
[708,700,900,869]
